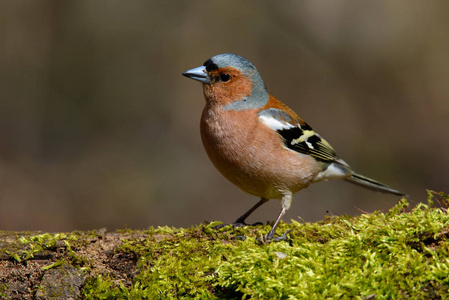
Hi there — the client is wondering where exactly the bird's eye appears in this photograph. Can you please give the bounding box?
[220,73,231,82]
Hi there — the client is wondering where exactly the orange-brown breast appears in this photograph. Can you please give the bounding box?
[200,102,320,200]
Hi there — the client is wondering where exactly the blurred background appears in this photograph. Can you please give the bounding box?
[0,1,448,232]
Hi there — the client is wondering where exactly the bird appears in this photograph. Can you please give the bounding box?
[182,53,404,241]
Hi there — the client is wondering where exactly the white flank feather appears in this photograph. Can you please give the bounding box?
[314,163,348,182]
[259,115,295,131]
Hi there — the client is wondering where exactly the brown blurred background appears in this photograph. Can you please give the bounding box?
[0,1,448,232]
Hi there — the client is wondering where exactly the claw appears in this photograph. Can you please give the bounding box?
[212,220,264,241]
[232,221,263,228]
[272,230,292,242]
[213,221,263,230]
[258,230,292,243]
[212,223,228,230]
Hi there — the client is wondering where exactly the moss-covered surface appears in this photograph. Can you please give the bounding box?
[1,191,449,299]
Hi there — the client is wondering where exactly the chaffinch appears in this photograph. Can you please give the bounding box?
[182,53,404,241]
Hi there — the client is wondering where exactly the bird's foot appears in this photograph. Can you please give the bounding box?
[258,230,292,244]
[212,220,263,230]
[212,220,264,241]
[272,230,292,242]
[232,221,264,228]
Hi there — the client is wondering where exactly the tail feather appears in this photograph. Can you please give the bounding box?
[345,173,405,196]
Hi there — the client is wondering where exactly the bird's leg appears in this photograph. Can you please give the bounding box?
[265,193,292,242]
[213,198,269,230]
[265,207,288,241]
[233,197,269,227]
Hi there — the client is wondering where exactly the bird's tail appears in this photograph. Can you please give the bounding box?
[345,173,405,196]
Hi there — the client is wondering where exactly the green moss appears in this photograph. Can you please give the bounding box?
[3,192,448,298]
[1,230,99,267]
[81,191,449,299]
[0,284,7,299]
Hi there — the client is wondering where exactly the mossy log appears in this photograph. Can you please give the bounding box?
[1,192,448,299]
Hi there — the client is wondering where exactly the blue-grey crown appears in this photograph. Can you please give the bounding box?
[205,53,269,111]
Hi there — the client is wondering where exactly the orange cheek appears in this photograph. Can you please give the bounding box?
[203,77,253,106]
[227,77,252,102]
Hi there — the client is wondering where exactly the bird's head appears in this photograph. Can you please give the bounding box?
[182,53,269,110]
